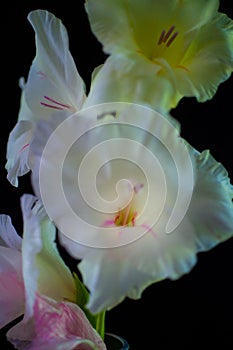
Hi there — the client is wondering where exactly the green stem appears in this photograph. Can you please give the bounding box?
[95,310,106,340]
[72,272,106,340]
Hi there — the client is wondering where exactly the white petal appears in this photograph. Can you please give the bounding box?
[79,146,233,313]
[5,120,33,187]
[84,55,180,113]
[22,10,86,122]
[50,105,233,313]
[20,194,76,321]
[186,147,233,250]
[0,215,22,250]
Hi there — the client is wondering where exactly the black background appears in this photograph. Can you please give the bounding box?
[1,1,233,349]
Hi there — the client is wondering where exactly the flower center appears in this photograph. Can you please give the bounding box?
[157,25,179,48]
[114,204,137,227]
[114,183,143,227]
[147,24,183,68]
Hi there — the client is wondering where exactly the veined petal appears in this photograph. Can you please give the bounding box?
[78,143,233,313]
[85,0,140,54]
[18,86,35,122]
[29,294,106,350]
[0,247,24,328]
[84,55,181,112]
[0,215,22,250]
[53,104,233,313]
[20,194,76,321]
[171,0,219,32]
[85,0,232,109]
[186,147,233,250]
[21,10,85,122]
[7,294,106,350]
[175,13,233,101]
[5,120,33,187]
[6,10,86,186]
[85,0,219,55]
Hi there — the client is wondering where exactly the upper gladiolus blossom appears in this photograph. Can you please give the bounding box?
[84,0,233,110]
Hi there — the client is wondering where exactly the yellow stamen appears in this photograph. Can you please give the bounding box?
[114,184,143,227]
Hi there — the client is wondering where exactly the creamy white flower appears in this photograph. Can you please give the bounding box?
[29,103,233,314]
[84,0,233,110]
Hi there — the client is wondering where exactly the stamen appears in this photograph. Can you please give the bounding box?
[102,183,143,228]
[163,25,175,43]
[20,143,29,152]
[166,32,179,47]
[114,183,143,227]
[157,30,166,45]
[40,102,65,110]
[176,65,190,72]
[157,25,179,48]
[37,71,47,79]
[40,96,71,110]
[122,202,132,226]
[43,96,71,109]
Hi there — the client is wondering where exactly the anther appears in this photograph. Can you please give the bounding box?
[157,30,166,45]
[40,96,71,110]
[166,31,179,47]
[157,25,179,48]
[163,25,175,43]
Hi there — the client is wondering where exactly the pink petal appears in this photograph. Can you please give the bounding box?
[0,247,24,328]
[31,294,106,350]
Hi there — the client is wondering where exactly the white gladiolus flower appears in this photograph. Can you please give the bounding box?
[29,102,233,314]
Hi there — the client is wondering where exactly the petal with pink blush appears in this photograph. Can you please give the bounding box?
[20,194,76,321]
[30,294,106,350]
[0,247,24,328]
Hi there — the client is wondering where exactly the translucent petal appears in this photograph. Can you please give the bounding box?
[85,0,233,108]
[0,215,22,250]
[85,0,141,54]
[8,295,106,350]
[0,247,24,328]
[85,0,219,55]
[55,120,233,313]
[20,194,76,321]
[22,10,86,121]
[6,10,87,186]
[5,120,32,187]
[175,13,233,101]
[84,55,181,112]
[79,144,233,313]
[30,295,106,350]
[186,147,233,250]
